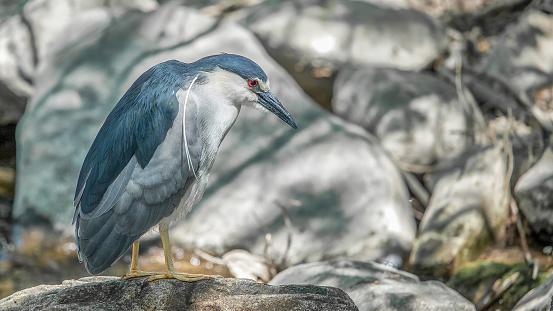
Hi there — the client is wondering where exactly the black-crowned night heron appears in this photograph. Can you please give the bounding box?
[73,54,297,281]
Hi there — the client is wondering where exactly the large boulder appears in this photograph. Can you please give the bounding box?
[14,2,415,270]
[236,0,448,107]
[468,9,553,130]
[481,9,553,100]
[173,114,414,266]
[332,66,486,169]
[270,259,476,311]
[0,276,358,310]
[409,145,510,277]
[0,0,158,125]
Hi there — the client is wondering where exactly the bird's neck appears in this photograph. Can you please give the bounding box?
[195,92,240,172]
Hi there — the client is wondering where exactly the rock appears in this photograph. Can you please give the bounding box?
[487,116,544,184]
[0,276,358,310]
[448,261,550,311]
[270,259,476,311]
[222,249,273,282]
[407,0,509,16]
[332,66,486,169]
[409,145,510,278]
[515,139,553,243]
[173,113,415,266]
[513,271,553,311]
[0,0,159,125]
[237,0,447,107]
[14,2,415,271]
[471,9,553,129]
[0,14,34,124]
[482,9,553,97]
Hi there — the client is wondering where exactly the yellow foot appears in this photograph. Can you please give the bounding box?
[123,269,159,279]
[147,272,223,282]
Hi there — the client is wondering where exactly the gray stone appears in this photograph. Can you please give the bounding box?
[0,0,159,125]
[14,2,415,270]
[473,9,553,129]
[487,116,544,185]
[512,272,553,311]
[236,0,447,107]
[515,140,553,243]
[0,276,358,311]
[482,9,553,98]
[409,145,509,277]
[0,14,34,124]
[270,259,476,311]
[222,249,273,282]
[332,66,486,169]
[173,112,415,266]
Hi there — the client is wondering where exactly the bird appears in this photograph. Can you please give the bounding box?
[72,53,297,281]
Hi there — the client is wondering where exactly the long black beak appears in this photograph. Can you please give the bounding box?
[257,91,297,129]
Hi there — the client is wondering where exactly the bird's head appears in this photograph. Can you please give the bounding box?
[194,54,297,129]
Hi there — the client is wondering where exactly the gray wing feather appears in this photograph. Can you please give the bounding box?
[79,157,137,220]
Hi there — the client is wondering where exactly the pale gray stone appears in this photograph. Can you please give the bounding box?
[270,260,476,311]
[222,249,272,282]
[174,113,415,266]
[0,0,159,124]
[236,0,447,107]
[483,9,553,97]
[332,66,486,169]
[472,9,553,129]
[515,140,553,243]
[409,145,509,277]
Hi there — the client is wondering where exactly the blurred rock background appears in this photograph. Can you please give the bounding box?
[1,0,553,310]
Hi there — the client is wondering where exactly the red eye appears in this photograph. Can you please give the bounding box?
[248,79,258,87]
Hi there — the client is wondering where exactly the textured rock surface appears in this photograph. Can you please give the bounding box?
[515,140,553,243]
[409,145,509,277]
[270,259,476,311]
[449,261,550,311]
[332,66,485,168]
[512,271,553,311]
[237,0,447,107]
[14,2,415,268]
[0,276,358,311]
[470,8,553,129]
[174,113,414,266]
[0,0,158,124]
[482,9,553,99]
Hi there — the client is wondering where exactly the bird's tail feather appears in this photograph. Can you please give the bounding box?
[76,210,138,275]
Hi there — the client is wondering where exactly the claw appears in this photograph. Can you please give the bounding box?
[147,272,222,282]
[125,228,224,283]
[123,269,158,279]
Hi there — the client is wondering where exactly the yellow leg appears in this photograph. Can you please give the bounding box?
[147,224,221,282]
[122,224,221,282]
[123,240,157,279]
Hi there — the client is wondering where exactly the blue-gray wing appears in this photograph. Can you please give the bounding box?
[73,61,202,274]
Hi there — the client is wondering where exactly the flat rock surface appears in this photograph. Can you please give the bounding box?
[0,276,358,311]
